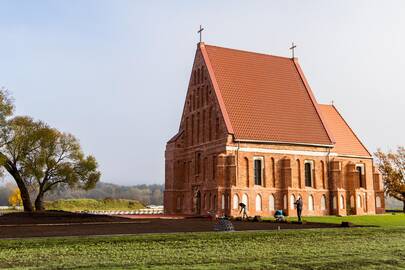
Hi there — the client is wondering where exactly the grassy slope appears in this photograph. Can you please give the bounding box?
[0,228,404,270]
[0,215,404,270]
[45,198,144,212]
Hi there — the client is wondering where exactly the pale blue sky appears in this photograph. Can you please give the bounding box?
[0,1,404,185]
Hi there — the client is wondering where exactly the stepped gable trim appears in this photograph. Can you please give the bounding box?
[199,42,234,134]
[292,58,335,145]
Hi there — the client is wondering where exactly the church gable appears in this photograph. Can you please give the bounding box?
[173,45,229,148]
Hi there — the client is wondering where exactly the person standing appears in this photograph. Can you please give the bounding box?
[295,197,303,223]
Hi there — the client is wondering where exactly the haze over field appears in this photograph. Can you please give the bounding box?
[0,1,404,185]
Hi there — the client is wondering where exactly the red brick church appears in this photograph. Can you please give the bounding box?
[164,42,385,217]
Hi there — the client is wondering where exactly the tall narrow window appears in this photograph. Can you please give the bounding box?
[196,152,201,175]
[197,68,200,84]
[203,157,208,181]
[212,155,217,181]
[201,67,204,82]
[254,158,263,186]
[196,88,200,109]
[304,161,313,187]
[296,159,301,187]
[208,107,212,141]
[255,194,262,212]
[185,117,189,146]
[321,195,326,210]
[356,164,365,188]
[193,70,196,85]
[321,161,325,188]
[196,113,200,144]
[191,115,194,146]
[202,110,206,142]
[308,195,314,211]
[215,116,220,139]
[244,157,249,187]
[272,157,276,187]
[205,86,209,106]
[233,194,239,210]
[269,194,275,211]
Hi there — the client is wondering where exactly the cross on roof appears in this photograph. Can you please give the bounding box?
[289,42,297,58]
[197,25,204,43]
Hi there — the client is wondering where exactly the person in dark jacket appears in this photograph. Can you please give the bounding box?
[239,202,248,220]
[294,197,303,222]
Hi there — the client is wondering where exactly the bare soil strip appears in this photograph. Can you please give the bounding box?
[0,211,340,239]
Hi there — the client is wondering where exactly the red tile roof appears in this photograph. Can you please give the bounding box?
[200,43,334,146]
[319,105,371,157]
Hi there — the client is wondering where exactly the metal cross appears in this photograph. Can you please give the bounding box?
[197,25,204,43]
[289,42,297,58]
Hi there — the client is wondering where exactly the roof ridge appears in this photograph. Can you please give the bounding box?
[204,43,293,61]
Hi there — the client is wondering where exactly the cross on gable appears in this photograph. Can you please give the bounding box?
[197,25,204,43]
[289,42,297,58]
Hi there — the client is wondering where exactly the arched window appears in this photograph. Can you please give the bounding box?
[308,195,314,211]
[364,193,367,210]
[255,194,262,212]
[203,194,207,210]
[269,194,275,211]
[340,194,345,209]
[242,194,249,210]
[207,193,211,210]
[233,194,239,210]
[290,194,296,210]
[283,194,287,209]
[321,195,326,210]
[221,194,225,210]
[333,196,337,209]
[357,194,362,208]
[244,157,249,187]
[213,195,217,210]
[376,196,381,208]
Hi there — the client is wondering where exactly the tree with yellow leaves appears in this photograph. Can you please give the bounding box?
[8,188,22,207]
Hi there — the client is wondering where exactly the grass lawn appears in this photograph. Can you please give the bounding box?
[288,213,405,227]
[44,198,144,212]
[0,214,404,270]
[0,227,404,269]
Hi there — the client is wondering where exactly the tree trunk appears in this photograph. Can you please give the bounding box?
[4,162,34,212]
[13,175,34,212]
[35,191,45,211]
[403,201,405,213]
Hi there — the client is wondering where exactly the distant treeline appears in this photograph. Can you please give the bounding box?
[0,182,164,206]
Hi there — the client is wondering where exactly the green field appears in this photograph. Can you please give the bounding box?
[286,213,405,227]
[44,198,144,212]
[0,214,404,269]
